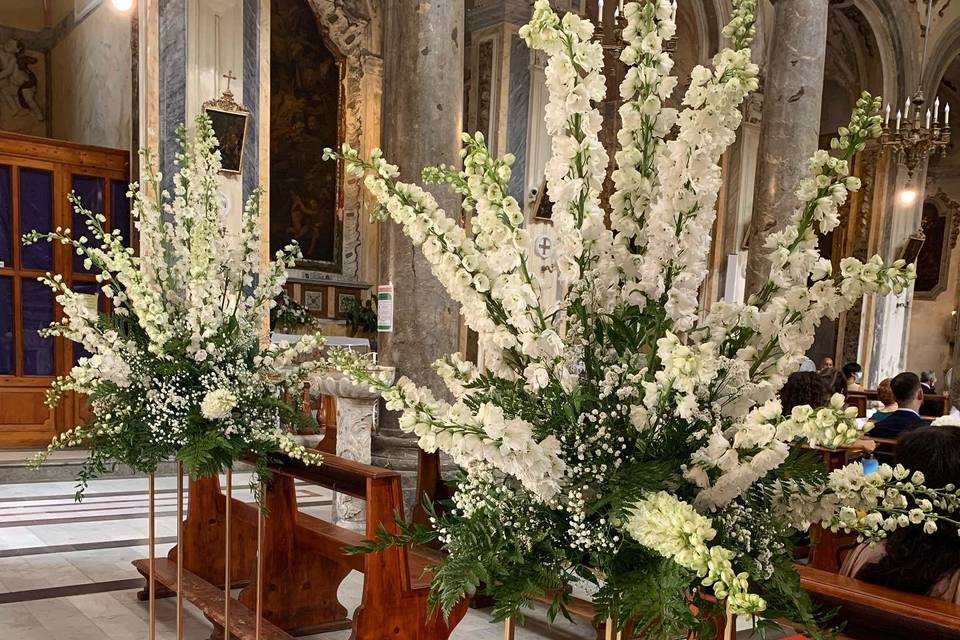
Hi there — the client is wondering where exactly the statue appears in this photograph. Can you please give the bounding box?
[0,39,44,122]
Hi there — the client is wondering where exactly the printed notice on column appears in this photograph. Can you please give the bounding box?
[377,283,394,332]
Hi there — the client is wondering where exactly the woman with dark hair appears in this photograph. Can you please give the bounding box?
[819,367,848,398]
[780,371,830,414]
[843,361,864,391]
[840,426,960,602]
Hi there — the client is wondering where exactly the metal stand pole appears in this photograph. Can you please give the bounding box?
[255,478,264,640]
[176,464,184,639]
[503,616,515,640]
[148,473,156,640]
[224,466,233,639]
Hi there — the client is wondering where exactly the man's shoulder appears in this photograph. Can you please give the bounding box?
[869,411,926,437]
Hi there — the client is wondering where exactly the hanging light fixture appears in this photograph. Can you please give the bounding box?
[882,0,951,178]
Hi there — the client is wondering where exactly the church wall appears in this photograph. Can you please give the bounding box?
[906,163,960,382]
[50,5,132,149]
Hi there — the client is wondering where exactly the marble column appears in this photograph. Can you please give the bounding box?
[376,0,465,511]
[744,0,829,297]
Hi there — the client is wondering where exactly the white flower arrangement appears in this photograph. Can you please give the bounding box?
[26,116,324,497]
[324,0,951,636]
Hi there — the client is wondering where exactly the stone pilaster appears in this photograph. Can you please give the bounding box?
[376,0,465,511]
[744,0,829,297]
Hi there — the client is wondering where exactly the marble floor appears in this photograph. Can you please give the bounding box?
[0,458,791,639]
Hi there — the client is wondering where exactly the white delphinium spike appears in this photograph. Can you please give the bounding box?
[634,0,759,330]
[520,1,617,314]
[611,0,678,306]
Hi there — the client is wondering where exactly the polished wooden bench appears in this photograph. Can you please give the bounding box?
[797,564,960,639]
[134,452,467,640]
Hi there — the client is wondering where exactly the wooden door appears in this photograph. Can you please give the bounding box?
[0,133,128,448]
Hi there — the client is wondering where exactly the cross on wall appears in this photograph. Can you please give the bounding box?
[222,70,237,94]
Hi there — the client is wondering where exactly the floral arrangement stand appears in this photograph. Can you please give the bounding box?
[321,0,960,637]
[311,366,395,531]
[25,118,333,640]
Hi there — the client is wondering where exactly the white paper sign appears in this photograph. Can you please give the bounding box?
[377,283,394,333]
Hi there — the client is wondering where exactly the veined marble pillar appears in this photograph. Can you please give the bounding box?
[744,0,829,297]
[377,0,465,511]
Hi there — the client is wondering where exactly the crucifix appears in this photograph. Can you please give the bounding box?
[222,70,237,94]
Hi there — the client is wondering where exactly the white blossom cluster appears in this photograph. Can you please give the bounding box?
[322,0,923,622]
[685,394,868,513]
[26,116,324,481]
[772,462,960,542]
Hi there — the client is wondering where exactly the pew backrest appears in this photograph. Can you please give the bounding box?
[797,564,960,639]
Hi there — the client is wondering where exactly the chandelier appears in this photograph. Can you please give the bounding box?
[882,0,952,177]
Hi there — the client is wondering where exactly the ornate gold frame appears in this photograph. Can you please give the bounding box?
[203,77,250,175]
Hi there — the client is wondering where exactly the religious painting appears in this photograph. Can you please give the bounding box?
[270,0,342,272]
[0,38,46,138]
[914,201,949,299]
[205,107,248,173]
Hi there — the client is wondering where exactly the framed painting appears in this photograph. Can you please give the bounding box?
[203,74,250,175]
[270,0,343,272]
[205,107,248,174]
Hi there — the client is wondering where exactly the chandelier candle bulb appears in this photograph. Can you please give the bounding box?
[884,103,891,127]
[926,109,932,129]
[947,102,951,126]
[896,109,902,130]
[935,96,941,123]
[904,97,911,121]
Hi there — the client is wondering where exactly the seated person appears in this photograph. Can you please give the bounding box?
[843,362,864,392]
[819,356,834,373]
[869,378,898,423]
[780,371,829,414]
[866,372,928,439]
[921,370,938,394]
[820,368,848,398]
[840,426,960,602]
[920,370,945,417]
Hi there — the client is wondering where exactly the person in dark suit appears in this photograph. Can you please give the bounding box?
[867,372,928,439]
[920,370,937,394]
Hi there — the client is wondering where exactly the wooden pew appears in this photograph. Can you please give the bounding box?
[846,393,868,418]
[134,453,467,640]
[921,393,951,418]
[797,564,960,639]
